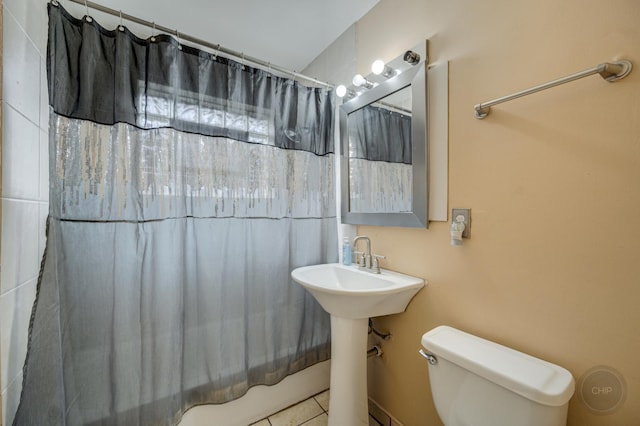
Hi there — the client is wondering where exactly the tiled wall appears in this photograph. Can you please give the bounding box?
[1,0,49,424]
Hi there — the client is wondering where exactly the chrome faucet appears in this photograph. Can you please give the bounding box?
[352,236,371,269]
[352,236,385,273]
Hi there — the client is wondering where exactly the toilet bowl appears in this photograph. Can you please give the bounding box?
[420,326,575,426]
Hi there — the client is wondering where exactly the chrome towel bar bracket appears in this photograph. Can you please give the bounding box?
[418,348,438,365]
[474,59,632,119]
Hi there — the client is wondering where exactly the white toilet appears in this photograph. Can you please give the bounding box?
[420,326,575,426]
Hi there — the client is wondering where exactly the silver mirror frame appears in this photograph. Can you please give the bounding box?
[340,61,427,228]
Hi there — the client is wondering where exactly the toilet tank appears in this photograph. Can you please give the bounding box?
[421,326,575,426]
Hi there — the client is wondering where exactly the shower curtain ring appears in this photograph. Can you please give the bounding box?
[83,0,93,22]
[211,44,220,60]
[118,10,125,32]
[241,52,246,70]
[150,22,156,42]
[176,30,182,50]
[50,0,60,7]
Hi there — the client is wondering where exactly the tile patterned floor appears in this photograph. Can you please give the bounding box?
[250,390,382,426]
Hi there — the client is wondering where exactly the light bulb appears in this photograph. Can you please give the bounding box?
[336,85,347,98]
[352,74,374,89]
[352,74,366,87]
[371,59,385,75]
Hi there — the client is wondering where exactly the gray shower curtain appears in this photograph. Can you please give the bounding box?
[14,4,337,425]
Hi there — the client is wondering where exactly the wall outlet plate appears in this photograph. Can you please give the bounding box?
[451,208,471,238]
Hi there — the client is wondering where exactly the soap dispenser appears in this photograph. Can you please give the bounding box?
[342,238,352,265]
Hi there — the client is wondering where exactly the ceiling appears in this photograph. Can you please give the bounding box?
[73,0,380,72]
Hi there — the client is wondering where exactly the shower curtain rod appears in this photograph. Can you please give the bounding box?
[60,0,332,89]
[474,59,632,119]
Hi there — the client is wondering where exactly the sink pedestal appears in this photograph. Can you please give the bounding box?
[290,263,425,425]
[328,315,369,426]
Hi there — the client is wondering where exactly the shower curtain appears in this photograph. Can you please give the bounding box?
[14,4,337,425]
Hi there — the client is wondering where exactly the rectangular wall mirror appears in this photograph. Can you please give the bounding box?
[340,50,428,227]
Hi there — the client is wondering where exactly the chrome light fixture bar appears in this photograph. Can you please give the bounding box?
[336,43,428,101]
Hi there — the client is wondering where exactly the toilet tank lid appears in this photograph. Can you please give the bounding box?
[421,326,575,406]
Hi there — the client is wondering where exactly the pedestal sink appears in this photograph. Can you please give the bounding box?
[291,263,425,426]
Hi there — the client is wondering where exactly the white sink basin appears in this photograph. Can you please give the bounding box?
[292,263,425,425]
[291,263,425,320]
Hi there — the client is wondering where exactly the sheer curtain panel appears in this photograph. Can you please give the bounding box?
[14,4,337,425]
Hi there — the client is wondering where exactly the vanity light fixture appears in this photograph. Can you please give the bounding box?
[336,85,357,99]
[352,74,375,89]
[371,59,396,78]
[403,50,421,65]
[336,84,347,97]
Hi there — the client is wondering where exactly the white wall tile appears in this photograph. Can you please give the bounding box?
[2,103,41,200]
[4,0,48,56]
[38,203,49,265]
[1,200,41,294]
[2,371,23,426]
[2,7,42,124]
[2,2,50,423]
[40,57,50,132]
[39,130,49,202]
[1,279,36,392]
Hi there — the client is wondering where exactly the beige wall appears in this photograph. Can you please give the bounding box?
[348,0,640,425]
